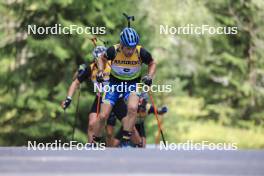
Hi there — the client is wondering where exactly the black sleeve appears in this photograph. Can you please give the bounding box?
[140,47,153,64]
[104,46,116,60]
[77,63,91,83]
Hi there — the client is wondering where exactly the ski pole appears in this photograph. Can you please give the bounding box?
[148,91,167,146]
[89,38,102,119]
[90,37,97,47]
[72,85,81,141]
[90,36,108,47]
[96,83,101,119]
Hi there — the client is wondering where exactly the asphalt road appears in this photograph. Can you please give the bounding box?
[0,147,263,176]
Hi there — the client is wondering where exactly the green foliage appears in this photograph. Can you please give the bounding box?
[0,0,138,145]
[0,0,264,148]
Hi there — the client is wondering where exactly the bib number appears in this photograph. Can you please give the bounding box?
[123,68,130,72]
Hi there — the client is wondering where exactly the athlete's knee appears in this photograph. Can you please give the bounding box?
[88,123,94,131]
[88,113,97,128]
[106,130,113,139]
[127,104,138,114]
[99,112,109,121]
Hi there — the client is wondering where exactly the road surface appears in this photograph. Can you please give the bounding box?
[0,147,263,176]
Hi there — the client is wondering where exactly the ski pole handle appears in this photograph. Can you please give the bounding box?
[123,13,135,27]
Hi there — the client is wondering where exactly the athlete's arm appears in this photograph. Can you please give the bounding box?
[140,48,156,79]
[61,64,91,109]
[97,55,108,71]
[61,79,80,109]
[147,60,156,79]
[66,79,80,98]
[97,46,115,82]
[96,55,107,82]
[98,46,115,71]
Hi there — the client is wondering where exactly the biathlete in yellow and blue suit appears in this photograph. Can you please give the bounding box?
[93,27,157,147]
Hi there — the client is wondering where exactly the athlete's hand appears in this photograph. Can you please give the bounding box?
[61,96,72,110]
[158,106,168,115]
[142,75,152,86]
[96,70,104,83]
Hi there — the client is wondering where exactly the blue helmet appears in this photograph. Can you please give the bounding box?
[120,27,139,48]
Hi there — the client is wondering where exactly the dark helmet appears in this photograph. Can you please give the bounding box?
[92,46,107,60]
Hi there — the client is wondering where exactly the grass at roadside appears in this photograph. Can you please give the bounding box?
[147,119,264,149]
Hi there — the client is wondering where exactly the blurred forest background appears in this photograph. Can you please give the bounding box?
[1,0,264,148]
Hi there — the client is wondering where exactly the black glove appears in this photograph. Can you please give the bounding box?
[62,96,72,109]
[158,106,168,115]
[142,75,152,86]
[96,70,104,83]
